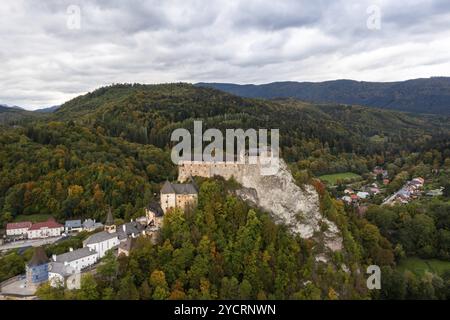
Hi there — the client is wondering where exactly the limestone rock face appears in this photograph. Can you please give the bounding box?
[179,158,342,252]
[235,159,342,252]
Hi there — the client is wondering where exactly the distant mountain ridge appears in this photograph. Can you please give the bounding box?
[0,104,24,111]
[35,105,60,113]
[196,77,450,115]
[0,103,60,113]
[0,104,46,125]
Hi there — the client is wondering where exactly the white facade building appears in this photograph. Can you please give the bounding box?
[6,221,32,237]
[48,264,81,290]
[52,247,98,271]
[27,220,64,239]
[48,247,97,289]
[83,231,120,258]
[357,191,370,199]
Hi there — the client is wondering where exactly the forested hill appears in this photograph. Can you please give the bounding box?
[0,83,449,224]
[196,77,450,115]
[51,83,449,153]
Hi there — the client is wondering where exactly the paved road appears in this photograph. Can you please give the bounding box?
[0,276,37,297]
[0,236,64,252]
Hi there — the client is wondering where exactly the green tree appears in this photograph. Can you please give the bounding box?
[78,274,99,300]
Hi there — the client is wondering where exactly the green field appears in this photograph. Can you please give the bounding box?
[397,257,450,276]
[319,172,362,185]
[14,214,53,223]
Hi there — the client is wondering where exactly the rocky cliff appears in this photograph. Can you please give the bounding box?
[179,159,342,252]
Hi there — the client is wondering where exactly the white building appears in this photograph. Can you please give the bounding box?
[357,191,370,199]
[48,247,97,289]
[6,221,32,237]
[48,263,81,290]
[341,196,352,204]
[83,231,120,258]
[52,247,98,270]
[27,219,64,239]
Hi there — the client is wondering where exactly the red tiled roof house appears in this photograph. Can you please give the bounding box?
[6,221,32,237]
[27,219,64,239]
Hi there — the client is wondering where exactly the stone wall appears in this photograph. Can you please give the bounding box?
[175,194,198,211]
[178,160,257,182]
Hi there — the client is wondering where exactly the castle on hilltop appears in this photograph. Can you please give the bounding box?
[178,148,276,182]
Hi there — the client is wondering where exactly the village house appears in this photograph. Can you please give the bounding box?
[51,247,98,271]
[369,186,381,195]
[341,195,352,204]
[344,188,354,195]
[117,221,146,240]
[65,220,82,233]
[48,262,80,289]
[160,179,198,214]
[48,247,97,288]
[426,187,444,197]
[357,191,370,199]
[118,237,136,257]
[27,219,64,239]
[82,218,103,232]
[6,221,32,237]
[83,231,120,259]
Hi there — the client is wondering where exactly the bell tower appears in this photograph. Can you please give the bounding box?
[104,207,116,233]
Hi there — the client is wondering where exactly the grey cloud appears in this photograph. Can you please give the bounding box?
[0,0,449,109]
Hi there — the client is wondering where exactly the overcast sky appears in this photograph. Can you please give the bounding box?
[1,0,450,110]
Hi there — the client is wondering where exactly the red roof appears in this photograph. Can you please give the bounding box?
[28,219,63,231]
[6,221,32,230]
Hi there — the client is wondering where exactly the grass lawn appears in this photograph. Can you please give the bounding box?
[397,257,450,276]
[14,214,53,223]
[319,172,362,185]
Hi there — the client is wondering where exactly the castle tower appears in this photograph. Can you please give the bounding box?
[26,247,49,285]
[160,181,176,213]
[160,180,198,214]
[104,207,116,233]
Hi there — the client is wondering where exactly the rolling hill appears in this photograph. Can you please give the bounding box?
[196,77,450,115]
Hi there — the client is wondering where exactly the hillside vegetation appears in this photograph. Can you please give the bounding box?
[1,83,448,224]
[0,83,449,300]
